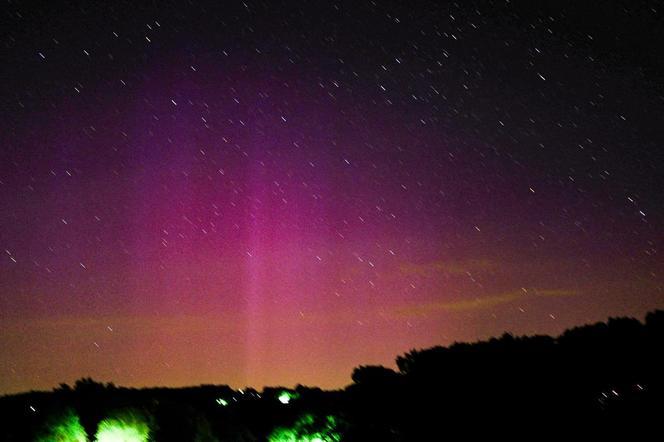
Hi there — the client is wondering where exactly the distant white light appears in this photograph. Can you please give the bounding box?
[278,392,294,404]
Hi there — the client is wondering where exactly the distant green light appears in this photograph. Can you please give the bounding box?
[215,398,229,406]
[277,391,298,404]
[36,408,88,442]
[94,411,151,442]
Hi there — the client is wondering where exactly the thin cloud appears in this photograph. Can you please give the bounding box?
[394,288,578,317]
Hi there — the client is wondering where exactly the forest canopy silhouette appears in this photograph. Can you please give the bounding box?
[1,310,663,440]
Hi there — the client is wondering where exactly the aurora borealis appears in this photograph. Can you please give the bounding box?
[1,1,663,395]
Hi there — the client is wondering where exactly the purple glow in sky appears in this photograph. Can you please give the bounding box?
[1,1,663,394]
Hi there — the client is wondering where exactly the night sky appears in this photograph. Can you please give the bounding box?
[1,0,663,395]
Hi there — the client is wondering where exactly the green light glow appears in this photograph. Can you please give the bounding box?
[277,391,298,404]
[215,398,229,406]
[94,410,151,442]
[268,414,341,442]
[36,408,88,442]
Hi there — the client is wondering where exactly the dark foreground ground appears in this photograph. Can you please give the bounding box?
[2,310,663,441]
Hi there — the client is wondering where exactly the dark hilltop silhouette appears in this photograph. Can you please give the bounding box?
[2,310,663,440]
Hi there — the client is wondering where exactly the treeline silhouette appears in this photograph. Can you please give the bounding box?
[1,310,663,440]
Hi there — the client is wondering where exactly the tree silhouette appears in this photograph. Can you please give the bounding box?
[1,310,663,440]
